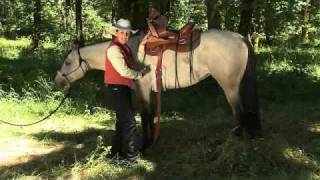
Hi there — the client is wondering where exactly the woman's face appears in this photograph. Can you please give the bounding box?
[116,30,130,44]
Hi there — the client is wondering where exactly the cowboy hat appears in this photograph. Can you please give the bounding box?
[109,18,138,35]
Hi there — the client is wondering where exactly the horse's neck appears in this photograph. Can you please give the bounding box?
[80,42,109,71]
[80,36,140,71]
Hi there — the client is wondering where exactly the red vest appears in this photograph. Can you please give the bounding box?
[104,37,134,87]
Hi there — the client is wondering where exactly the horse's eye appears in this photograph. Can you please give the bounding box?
[65,61,71,66]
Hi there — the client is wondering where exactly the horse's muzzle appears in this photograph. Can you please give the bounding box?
[55,71,70,89]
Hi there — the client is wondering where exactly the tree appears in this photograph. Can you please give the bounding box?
[301,0,311,42]
[75,0,84,45]
[113,0,149,29]
[151,0,171,14]
[205,0,222,29]
[64,0,72,33]
[111,0,118,22]
[32,0,41,49]
[238,0,256,38]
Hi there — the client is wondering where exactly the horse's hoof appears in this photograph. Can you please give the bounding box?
[231,126,243,137]
[140,140,152,152]
[151,134,160,145]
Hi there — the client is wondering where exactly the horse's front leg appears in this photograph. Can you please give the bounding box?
[134,78,155,152]
[140,105,154,151]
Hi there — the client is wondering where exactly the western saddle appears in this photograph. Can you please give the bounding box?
[144,8,201,55]
[143,9,201,144]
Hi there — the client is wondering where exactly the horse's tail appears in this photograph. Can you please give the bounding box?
[238,38,261,137]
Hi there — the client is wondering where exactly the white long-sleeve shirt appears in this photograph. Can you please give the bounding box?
[107,45,142,80]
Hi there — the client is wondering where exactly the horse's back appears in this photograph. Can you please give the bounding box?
[200,29,247,51]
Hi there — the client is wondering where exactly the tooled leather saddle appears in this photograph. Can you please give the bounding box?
[143,8,201,144]
[144,8,201,54]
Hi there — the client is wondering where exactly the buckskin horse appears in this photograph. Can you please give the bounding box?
[55,29,261,150]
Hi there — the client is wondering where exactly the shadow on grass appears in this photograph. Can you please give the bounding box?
[133,51,320,178]
[0,128,114,179]
[140,105,320,179]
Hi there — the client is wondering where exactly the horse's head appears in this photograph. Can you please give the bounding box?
[55,44,89,89]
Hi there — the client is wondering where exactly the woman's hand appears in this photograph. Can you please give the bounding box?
[140,31,151,45]
[141,65,151,76]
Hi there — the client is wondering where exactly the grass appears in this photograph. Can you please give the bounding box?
[0,38,320,179]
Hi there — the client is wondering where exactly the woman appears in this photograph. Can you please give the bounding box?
[105,18,147,162]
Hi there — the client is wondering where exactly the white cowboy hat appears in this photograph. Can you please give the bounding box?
[109,18,138,35]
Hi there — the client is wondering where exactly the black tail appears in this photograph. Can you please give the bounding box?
[238,38,261,137]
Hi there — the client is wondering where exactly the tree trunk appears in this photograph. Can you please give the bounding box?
[116,0,131,21]
[205,0,222,29]
[75,0,84,45]
[301,0,311,42]
[131,0,149,29]
[115,0,149,30]
[32,0,41,49]
[111,0,118,22]
[238,0,256,38]
[264,0,273,45]
[151,0,171,14]
[0,0,5,35]
[64,0,71,33]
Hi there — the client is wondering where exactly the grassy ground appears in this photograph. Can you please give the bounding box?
[0,38,320,179]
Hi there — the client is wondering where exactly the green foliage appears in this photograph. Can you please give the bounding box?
[0,0,112,49]
[1,0,320,47]
[253,0,320,46]
[223,0,241,32]
[82,3,111,41]
[0,0,33,38]
[0,1,320,178]
[0,37,31,58]
[168,0,207,30]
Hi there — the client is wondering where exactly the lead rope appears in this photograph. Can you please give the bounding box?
[189,32,194,85]
[174,35,180,88]
[0,87,72,126]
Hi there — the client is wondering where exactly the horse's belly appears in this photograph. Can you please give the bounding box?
[159,51,209,90]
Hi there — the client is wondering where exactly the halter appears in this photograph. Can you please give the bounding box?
[61,47,90,84]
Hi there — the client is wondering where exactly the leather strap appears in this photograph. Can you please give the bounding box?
[154,46,164,143]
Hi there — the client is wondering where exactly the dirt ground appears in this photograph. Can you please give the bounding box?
[0,137,64,167]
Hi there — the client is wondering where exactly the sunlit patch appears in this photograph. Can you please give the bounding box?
[137,159,157,173]
[0,137,83,167]
[79,157,157,179]
[308,124,320,133]
[307,64,320,80]
[282,147,318,168]
[164,111,185,121]
[267,59,294,73]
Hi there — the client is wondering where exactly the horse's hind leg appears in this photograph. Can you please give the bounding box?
[223,82,261,138]
[222,85,243,136]
[222,39,261,138]
[237,41,262,138]
[238,62,262,138]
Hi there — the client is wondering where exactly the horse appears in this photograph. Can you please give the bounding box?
[55,29,261,150]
